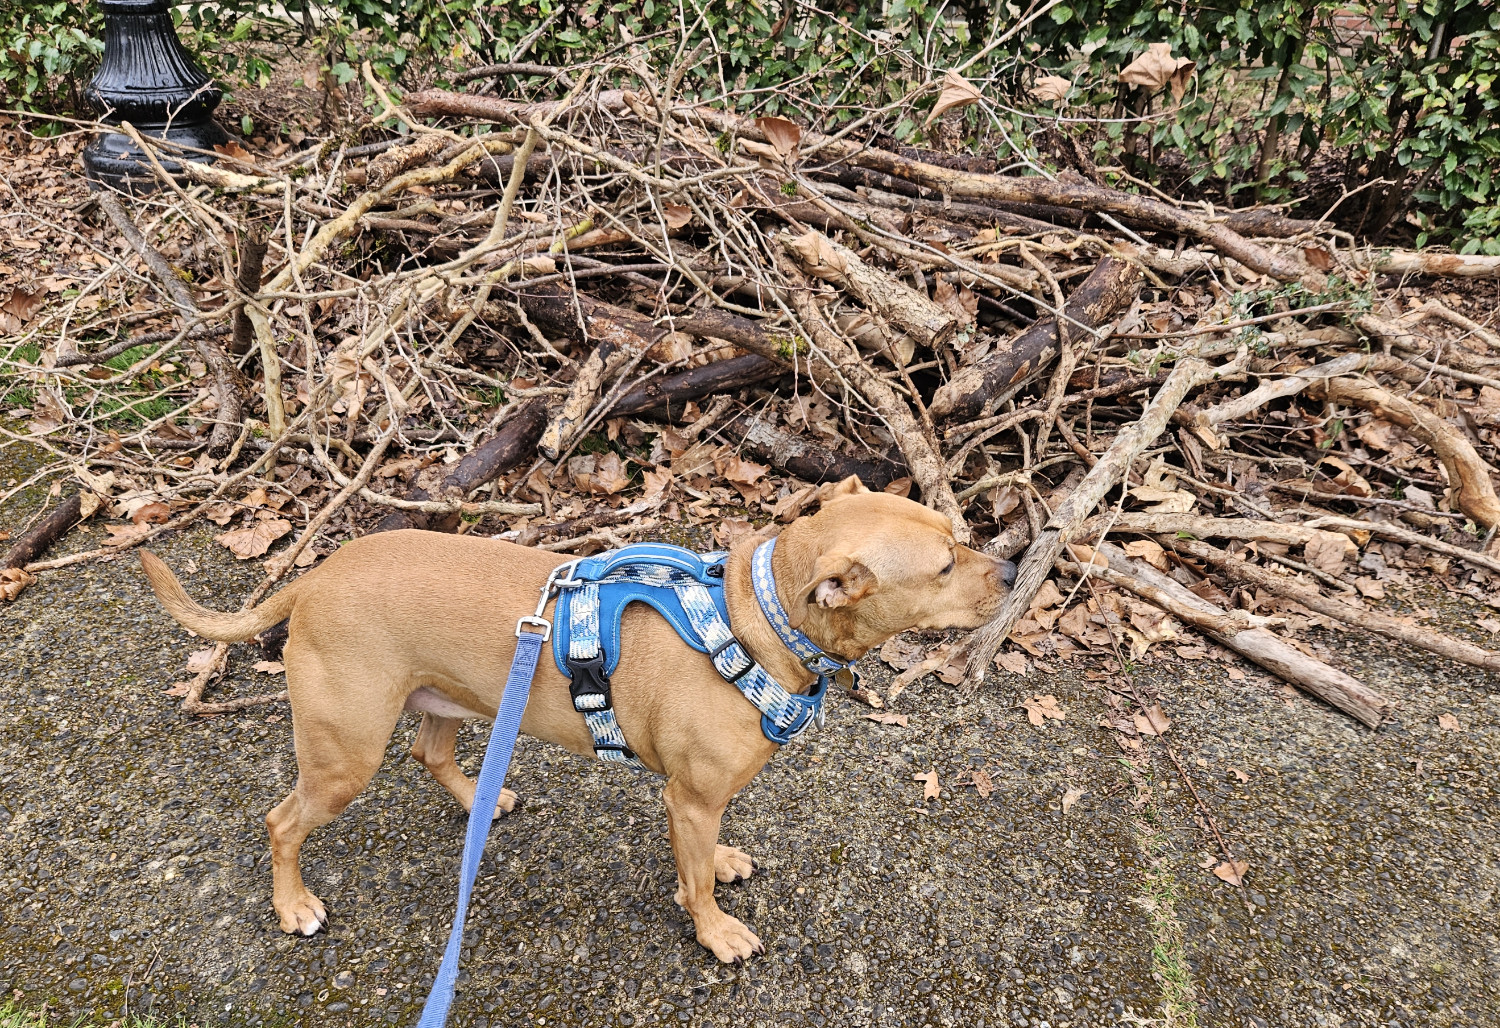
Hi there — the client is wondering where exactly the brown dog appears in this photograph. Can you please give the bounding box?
[140,476,1010,961]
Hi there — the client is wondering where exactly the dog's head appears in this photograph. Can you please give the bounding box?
[765,476,1013,658]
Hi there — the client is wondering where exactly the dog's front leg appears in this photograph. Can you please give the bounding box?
[662,778,764,962]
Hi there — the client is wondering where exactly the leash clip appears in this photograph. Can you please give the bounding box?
[516,560,582,639]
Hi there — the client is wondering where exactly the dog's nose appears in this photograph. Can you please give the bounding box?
[995,558,1017,587]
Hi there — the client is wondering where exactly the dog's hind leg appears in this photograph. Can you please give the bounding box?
[409,712,518,816]
[265,686,401,936]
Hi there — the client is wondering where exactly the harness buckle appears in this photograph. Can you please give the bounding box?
[515,615,552,641]
[800,651,847,675]
[708,637,756,682]
[566,654,613,713]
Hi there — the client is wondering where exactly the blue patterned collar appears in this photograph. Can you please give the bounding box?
[750,537,853,677]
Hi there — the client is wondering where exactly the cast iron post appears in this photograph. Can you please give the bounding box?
[81,0,228,192]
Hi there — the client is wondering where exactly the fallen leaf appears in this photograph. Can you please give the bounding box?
[214,139,254,161]
[927,69,985,124]
[1122,538,1168,570]
[1028,580,1065,611]
[883,477,913,498]
[1473,387,1500,427]
[913,769,940,802]
[0,285,45,332]
[252,660,285,674]
[661,203,692,230]
[865,711,910,727]
[1354,576,1385,599]
[104,523,152,547]
[215,518,292,559]
[1226,667,1246,681]
[641,466,674,502]
[292,547,319,568]
[1119,43,1196,101]
[1437,713,1460,731]
[185,647,218,673]
[1301,246,1334,271]
[0,567,36,602]
[130,501,171,525]
[754,116,802,159]
[1477,618,1500,635]
[712,518,755,549]
[968,769,994,799]
[1030,75,1072,102]
[1132,704,1172,736]
[1303,532,1348,574]
[1230,766,1249,783]
[1061,787,1085,815]
[1212,859,1249,887]
[162,681,192,698]
[1023,694,1067,726]
[994,650,1029,675]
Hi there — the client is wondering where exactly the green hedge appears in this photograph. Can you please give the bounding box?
[2,0,1495,252]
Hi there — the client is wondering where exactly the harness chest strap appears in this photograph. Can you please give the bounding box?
[551,541,853,766]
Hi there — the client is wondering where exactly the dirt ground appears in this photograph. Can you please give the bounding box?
[2,457,1498,1028]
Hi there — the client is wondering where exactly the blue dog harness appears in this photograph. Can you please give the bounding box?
[552,539,849,767]
[417,537,849,1027]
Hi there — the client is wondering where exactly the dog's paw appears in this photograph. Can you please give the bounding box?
[714,844,755,883]
[496,787,520,816]
[276,892,328,936]
[697,914,764,963]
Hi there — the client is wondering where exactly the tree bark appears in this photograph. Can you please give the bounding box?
[609,355,785,417]
[5,493,85,569]
[783,229,957,347]
[932,256,1141,423]
[720,409,909,490]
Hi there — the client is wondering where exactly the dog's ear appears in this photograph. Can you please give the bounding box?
[787,552,876,627]
[816,475,869,505]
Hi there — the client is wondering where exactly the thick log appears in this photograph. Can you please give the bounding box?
[6,493,84,569]
[609,355,784,417]
[931,256,1141,423]
[405,88,635,126]
[229,225,268,357]
[1078,543,1390,727]
[720,410,909,490]
[507,281,660,350]
[783,229,957,347]
[440,399,550,497]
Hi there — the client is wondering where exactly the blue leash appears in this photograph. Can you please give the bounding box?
[415,566,571,1028]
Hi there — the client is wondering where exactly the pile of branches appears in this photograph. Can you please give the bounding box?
[7,59,1500,723]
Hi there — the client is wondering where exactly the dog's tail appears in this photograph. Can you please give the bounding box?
[139,549,301,642]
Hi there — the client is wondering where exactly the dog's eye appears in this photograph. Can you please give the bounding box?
[940,559,955,576]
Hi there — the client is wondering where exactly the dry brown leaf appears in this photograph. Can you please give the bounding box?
[1230,766,1249,783]
[713,518,755,549]
[968,769,994,799]
[718,453,768,486]
[130,501,171,525]
[773,484,818,522]
[641,466,674,502]
[754,116,802,159]
[252,660,285,674]
[1315,456,1373,497]
[1301,246,1334,271]
[1473,387,1500,427]
[1029,580,1065,611]
[0,567,36,602]
[162,681,192,698]
[1030,75,1072,103]
[214,138,254,161]
[661,203,692,230]
[1023,694,1066,725]
[0,285,45,332]
[883,477,913,498]
[1061,787,1085,816]
[913,769,940,802]
[1303,532,1348,574]
[103,523,152,547]
[1119,43,1197,101]
[927,69,985,125]
[1122,538,1168,571]
[1477,618,1500,635]
[1133,704,1172,736]
[1212,859,1249,886]
[1437,713,1461,731]
[1226,667,1246,681]
[185,647,218,673]
[215,518,292,559]
[865,711,910,727]
[994,650,1029,676]
[1354,576,1386,599]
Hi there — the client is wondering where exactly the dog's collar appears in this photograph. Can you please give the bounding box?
[750,537,853,678]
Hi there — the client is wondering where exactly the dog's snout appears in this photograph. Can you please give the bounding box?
[995,558,1017,587]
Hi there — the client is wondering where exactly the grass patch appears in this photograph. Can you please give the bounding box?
[1120,761,1200,1028]
[0,1001,180,1027]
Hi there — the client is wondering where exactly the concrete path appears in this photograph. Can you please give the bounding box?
[2,517,1496,1027]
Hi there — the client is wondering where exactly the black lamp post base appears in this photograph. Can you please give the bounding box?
[82,119,229,193]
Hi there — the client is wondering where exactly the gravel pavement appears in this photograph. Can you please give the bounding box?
[2,483,1497,1027]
